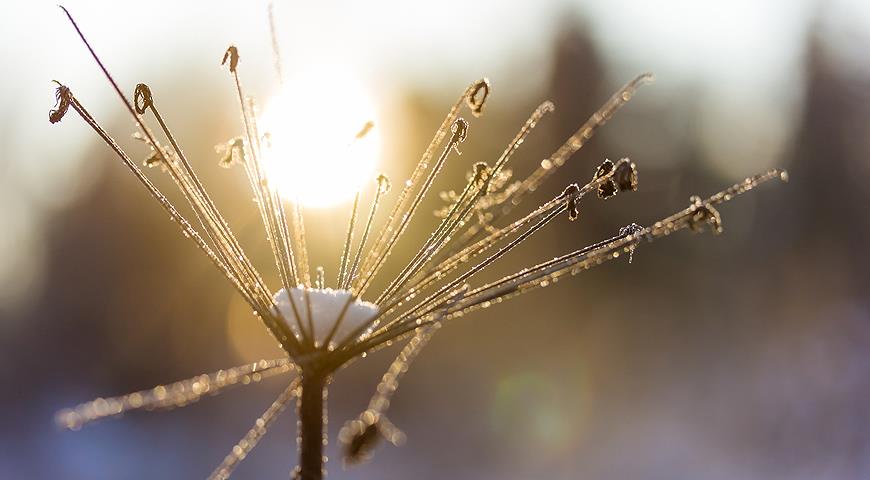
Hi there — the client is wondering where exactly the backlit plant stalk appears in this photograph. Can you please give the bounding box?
[50,6,787,480]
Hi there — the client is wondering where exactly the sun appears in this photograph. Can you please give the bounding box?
[259,66,381,208]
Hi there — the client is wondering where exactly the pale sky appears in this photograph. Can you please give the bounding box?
[1,0,868,313]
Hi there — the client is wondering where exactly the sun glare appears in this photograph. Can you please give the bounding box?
[259,66,381,208]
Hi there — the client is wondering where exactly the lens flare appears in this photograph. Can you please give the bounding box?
[259,66,381,208]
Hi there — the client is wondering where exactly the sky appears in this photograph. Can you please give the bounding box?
[4,0,868,315]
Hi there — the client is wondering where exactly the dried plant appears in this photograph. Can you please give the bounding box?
[50,6,787,480]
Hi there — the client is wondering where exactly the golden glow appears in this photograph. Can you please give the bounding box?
[225,294,283,361]
[259,66,381,208]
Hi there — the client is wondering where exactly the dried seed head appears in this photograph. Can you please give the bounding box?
[216,137,245,168]
[613,158,638,193]
[466,78,491,117]
[49,82,72,124]
[340,410,381,465]
[376,174,391,194]
[349,422,380,463]
[132,132,171,170]
[687,195,723,234]
[355,121,375,139]
[594,159,617,198]
[472,162,492,194]
[450,118,469,155]
[594,158,638,199]
[130,132,171,171]
[451,118,469,143]
[133,83,153,115]
[222,45,240,72]
[340,409,405,466]
[561,183,581,221]
[619,222,643,237]
[143,150,164,168]
[618,222,644,263]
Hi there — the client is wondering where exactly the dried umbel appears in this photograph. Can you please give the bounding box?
[48,81,71,124]
[50,5,786,480]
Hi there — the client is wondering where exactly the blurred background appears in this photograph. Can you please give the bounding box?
[2,0,870,478]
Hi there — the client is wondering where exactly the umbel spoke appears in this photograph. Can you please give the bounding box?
[56,359,297,430]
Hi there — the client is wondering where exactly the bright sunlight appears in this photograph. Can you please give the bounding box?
[259,66,381,208]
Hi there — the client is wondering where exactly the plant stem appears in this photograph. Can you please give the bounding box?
[296,369,327,480]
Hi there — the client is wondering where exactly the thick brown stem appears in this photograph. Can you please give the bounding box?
[296,370,327,480]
